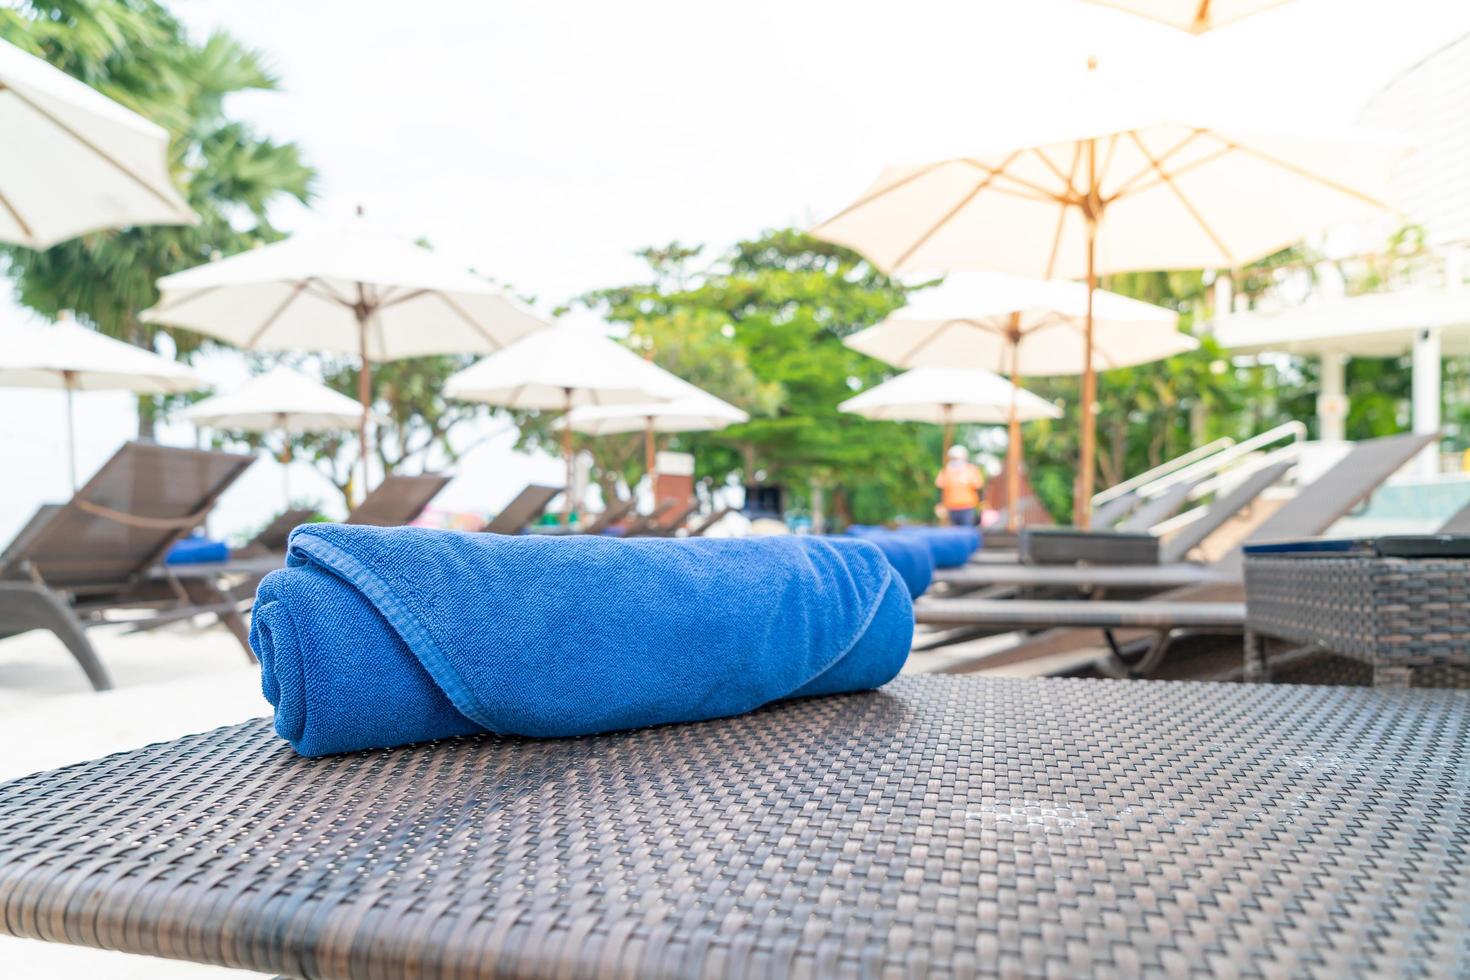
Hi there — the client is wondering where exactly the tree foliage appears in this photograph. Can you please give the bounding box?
[0,0,315,433]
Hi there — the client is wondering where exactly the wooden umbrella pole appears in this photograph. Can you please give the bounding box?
[562,387,574,527]
[63,372,78,492]
[644,416,656,489]
[1007,331,1023,534]
[356,302,373,506]
[941,404,954,462]
[1074,140,1100,529]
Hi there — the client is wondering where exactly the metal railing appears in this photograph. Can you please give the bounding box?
[1129,421,1308,503]
[1091,438,1235,508]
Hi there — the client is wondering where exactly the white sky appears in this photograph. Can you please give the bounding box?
[4,0,1469,541]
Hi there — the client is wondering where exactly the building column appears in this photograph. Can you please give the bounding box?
[1412,327,1443,478]
[1317,353,1348,442]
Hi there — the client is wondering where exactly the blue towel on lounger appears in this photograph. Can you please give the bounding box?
[164,535,229,565]
[251,524,913,757]
[839,532,933,598]
[896,527,981,568]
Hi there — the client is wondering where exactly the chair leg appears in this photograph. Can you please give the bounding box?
[0,583,114,692]
[178,579,257,663]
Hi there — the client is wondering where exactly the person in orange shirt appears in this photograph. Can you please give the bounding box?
[935,446,985,527]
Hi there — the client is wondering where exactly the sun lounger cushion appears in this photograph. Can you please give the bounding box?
[163,535,230,565]
[839,532,934,598]
[251,525,912,756]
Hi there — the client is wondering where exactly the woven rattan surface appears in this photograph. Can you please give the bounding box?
[1245,554,1470,672]
[2,675,1468,978]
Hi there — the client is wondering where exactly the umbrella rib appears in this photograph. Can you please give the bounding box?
[244,279,313,348]
[5,85,190,214]
[967,158,1073,203]
[0,184,35,241]
[147,284,223,317]
[888,152,1025,270]
[812,160,952,229]
[303,279,355,307]
[1044,143,1085,278]
[1105,130,1207,201]
[1115,143,1234,198]
[1127,131,1235,265]
[1225,139,1397,211]
[378,288,432,310]
[1095,132,1122,192]
[434,292,505,350]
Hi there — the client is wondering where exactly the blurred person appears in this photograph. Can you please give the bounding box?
[936,445,985,527]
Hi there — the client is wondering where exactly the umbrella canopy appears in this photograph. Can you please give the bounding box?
[840,367,1061,425]
[0,39,196,248]
[144,213,548,496]
[813,64,1407,524]
[1082,0,1294,33]
[562,379,749,483]
[445,320,687,522]
[0,317,205,488]
[846,272,1191,376]
[180,365,377,433]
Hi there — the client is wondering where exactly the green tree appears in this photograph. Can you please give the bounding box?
[1,0,315,435]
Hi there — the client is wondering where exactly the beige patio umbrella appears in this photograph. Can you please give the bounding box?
[0,38,196,248]
[813,64,1406,525]
[0,314,205,488]
[181,365,384,504]
[1081,0,1294,33]
[144,211,548,499]
[444,319,686,524]
[562,379,748,482]
[839,367,1062,501]
[844,271,1193,527]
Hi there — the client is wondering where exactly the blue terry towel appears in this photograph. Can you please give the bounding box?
[251,524,913,757]
[165,535,229,565]
[839,532,933,598]
[897,527,981,568]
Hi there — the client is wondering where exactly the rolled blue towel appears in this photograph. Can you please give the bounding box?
[251,524,912,756]
[839,532,933,598]
[897,527,982,568]
[164,535,229,565]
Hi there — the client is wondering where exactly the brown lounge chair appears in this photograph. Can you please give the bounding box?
[0,442,255,691]
[479,484,561,535]
[627,499,701,537]
[686,505,736,537]
[915,433,1435,673]
[234,507,319,556]
[344,474,451,527]
[580,496,638,535]
[0,674,1462,976]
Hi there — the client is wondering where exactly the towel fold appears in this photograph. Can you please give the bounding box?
[840,532,934,597]
[251,524,912,756]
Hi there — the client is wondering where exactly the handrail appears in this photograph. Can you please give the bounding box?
[1187,442,1302,501]
[1091,438,1235,507]
[1132,421,1308,502]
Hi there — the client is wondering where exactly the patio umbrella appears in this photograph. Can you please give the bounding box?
[0,38,196,248]
[180,365,381,503]
[563,380,748,481]
[1081,0,1294,33]
[0,315,205,488]
[143,211,548,497]
[840,367,1061,522]
[444,320,686,524]
[845,272,1193,527]
[812,64,1406,525]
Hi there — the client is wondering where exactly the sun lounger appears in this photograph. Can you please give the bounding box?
[0,673,1461,976]
[1114,476,1200,531]
[233,507,318,556]
[344,473,450,527]
[620,499,676,536]
[580,496,638,535]
[479,484,560,535]
[0,442,255,690]
[627,499,701,536]
[916,433,1435,669]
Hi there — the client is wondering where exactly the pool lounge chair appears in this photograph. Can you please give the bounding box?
[627,499,701,537]
[686,505,736,537]
[915,433,1435,672]
[234,507,318,556]
[479,484,561,535]
[0,442,255,690]
[620,500,676,537]
[344,473,451,527]
[0,674,1461,976]
[580,496,638,535]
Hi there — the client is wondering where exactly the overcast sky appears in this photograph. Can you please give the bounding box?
[4,0,1469,539]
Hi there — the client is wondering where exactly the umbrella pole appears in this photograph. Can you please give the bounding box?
[64,374,78,492]
[562,387,574,527]
[1074,142,1100,530]
[645,416,656,491]
[357,316,373,505]
[941,404,954,463]
[1007,334,1022,534]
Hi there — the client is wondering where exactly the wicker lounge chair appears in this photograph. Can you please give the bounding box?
[916,433,1435,671]
[344,473,451,527]
[0,442,255,690]
[480,484,561,535]
[0,674,1462,977]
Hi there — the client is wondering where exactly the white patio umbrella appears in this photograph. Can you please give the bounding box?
[0,316,205,488]
[846,272,1193,527]
[180,366,381,503]
[813,64,1406,525]
[563,379,748,479]
[144,211,548,497]
[0,38,196,248]
[1081,0,1294,33]
[444,319,686,523]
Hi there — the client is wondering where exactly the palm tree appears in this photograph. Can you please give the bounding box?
[1,0,316,435]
